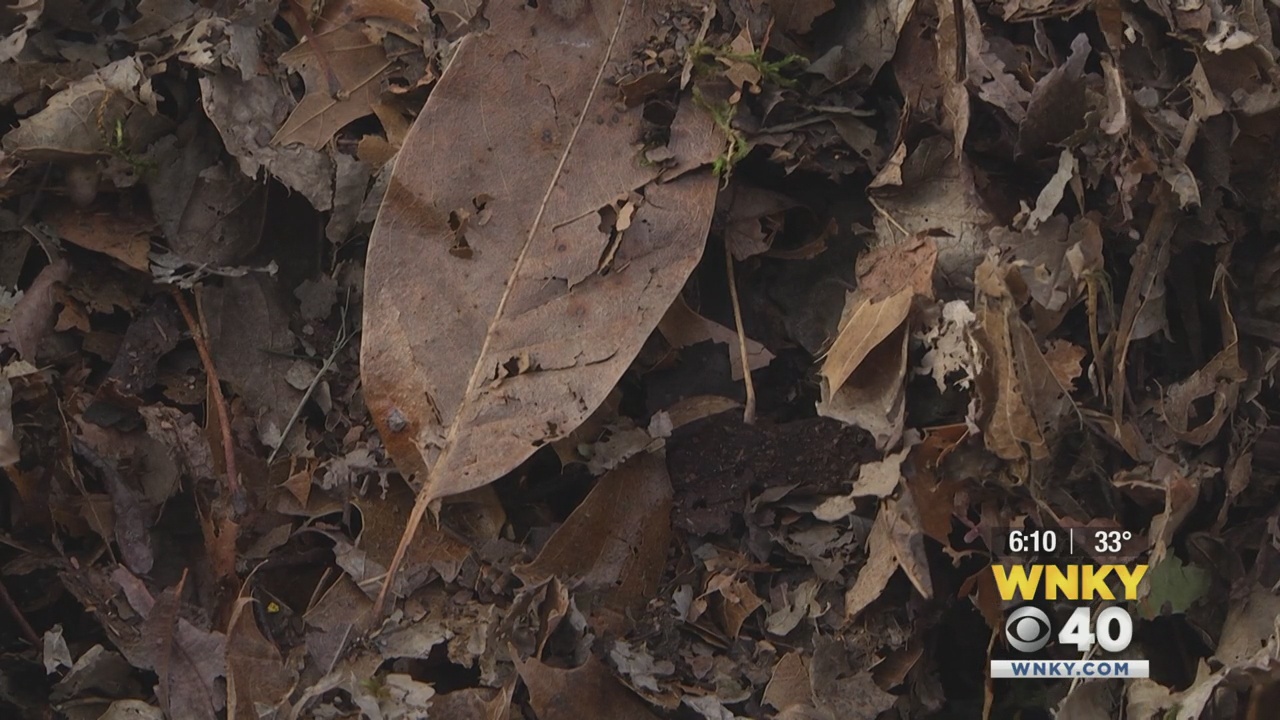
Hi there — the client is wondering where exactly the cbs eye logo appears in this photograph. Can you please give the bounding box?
[1005,605,1052,652]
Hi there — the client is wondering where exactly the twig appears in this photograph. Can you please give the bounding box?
[267,296,355,465]
[724,243,756,425]
[868,196,911,241]
[170,289,240,500]
[0,576,41,647]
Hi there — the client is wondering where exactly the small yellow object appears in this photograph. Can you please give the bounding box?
[267,601,281,613]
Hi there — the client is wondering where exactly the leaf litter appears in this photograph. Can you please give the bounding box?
[4,0,1280,718]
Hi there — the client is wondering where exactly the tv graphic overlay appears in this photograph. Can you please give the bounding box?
[989,527,1148,680]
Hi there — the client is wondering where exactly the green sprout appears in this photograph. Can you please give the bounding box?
[684,41,805,180]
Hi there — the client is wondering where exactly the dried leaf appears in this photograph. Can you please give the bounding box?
[869,137,994,288]
[136,576,227,720]
[1026,150,1077,231]
[226,599,296,720]
[363,0,721,595]
[273,26,393,150]
[200,73,335,211]
[199,275,304,448]
[2,58,160,160]
[515,453,672,623]
[821,238,934,388]
[763,652,814,712]
[818,238,934,448]
[658,296,773,381]
[844,506,898,622]
[819,0,919,85]
[6,260,69,362]
[45,203,153,272]
[973,257,1046,462]
[772,0,835,34]
[517,654,659,720]
[426,684,513,720]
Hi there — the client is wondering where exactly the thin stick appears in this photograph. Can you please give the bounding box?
[171,289,241,499]
[724,243,756,425]
[267,297,354,465]
[0,576,40,647]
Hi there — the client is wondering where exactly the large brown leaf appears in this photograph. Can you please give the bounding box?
[362,0,720,608]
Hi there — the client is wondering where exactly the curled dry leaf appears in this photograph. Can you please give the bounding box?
[818,237,935,449]
[972,256,1047,463]
[844,493,932,623]
[1162,288,1245,445]
[658,295,773,381]
[362,0,720,606]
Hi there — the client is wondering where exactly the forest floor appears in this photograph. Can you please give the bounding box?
[3,0,1280,718]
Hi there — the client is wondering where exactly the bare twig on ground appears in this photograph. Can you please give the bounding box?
[171,289,240,500]
[268,292,355,465]
[725,242,756,425]
[0,576,40,647]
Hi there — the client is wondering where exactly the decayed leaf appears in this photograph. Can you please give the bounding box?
[868,136,994,288]
[810,636,898,718]
[515,452,672,625]
[0,0,42,62]
[915,299,977,392]
[199,275,304,449]
[273,25,393,150]
[658,296,773,381]
[2,57,160,160]
[200,73,335,211]
[363,0,720,604]
[124,574,227,720]
[816,0,918,85]
[6,260,69,362]
[517,654,659,720]
[226,599,296,720]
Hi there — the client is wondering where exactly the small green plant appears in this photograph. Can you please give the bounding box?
[694,89,749,180]
[686,42,805,87]
[685,42,805,180]
[103,117,157,177]
[95,92,156,178]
